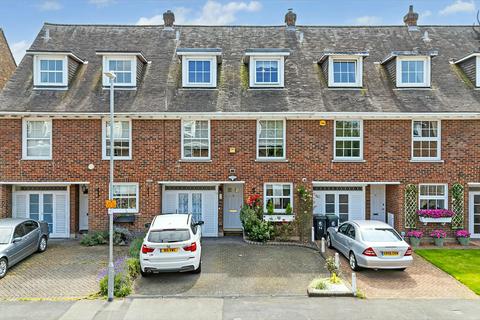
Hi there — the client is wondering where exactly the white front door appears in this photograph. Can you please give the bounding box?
[13,189,69,238]
[79,187,89,231]
[223,184,243,230]
[370,185,386,222]
[313,188,365,223]
[469,192,480,238]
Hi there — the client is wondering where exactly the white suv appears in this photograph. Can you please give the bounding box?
[140,214,203,276]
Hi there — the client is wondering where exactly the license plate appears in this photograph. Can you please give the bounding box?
[382,251,399,256]
[160,248,178,253]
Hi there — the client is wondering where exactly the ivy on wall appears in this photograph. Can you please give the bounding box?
[451,183,464,229]
[404,184,418,229]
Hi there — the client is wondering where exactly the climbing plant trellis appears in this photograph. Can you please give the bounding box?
[404,184,418,229]
[451,183,464,229]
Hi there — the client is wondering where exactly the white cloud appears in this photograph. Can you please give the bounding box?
[88,0,116,7]
[439,0,475,16]
[136,0,262,25]
[39,0,62,11]
[353,16,382,25]
[11,40,31,64]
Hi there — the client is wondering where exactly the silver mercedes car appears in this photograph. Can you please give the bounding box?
[0,218,50,279]
[327,220,413,271]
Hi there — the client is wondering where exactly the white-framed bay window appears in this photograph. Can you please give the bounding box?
[22,118,52,160]
[419,184,448,210]
[412,120,441,161]
[396,56,431,88]
[328,56,363,87]
[257,119,286,159]
[33,55,68,87]
[102,55,137,87]
[334,120,363,160]
[181,56,217,88]
[102,119,132,160]
[111,183,139,213]
[181,120,210,160]
[264,183,293,214]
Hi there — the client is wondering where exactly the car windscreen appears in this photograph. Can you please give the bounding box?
[148,229,191,243]
[0,227,13,244]
[361,228,402,242]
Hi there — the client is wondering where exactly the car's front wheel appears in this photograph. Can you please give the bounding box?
[326,233,333,249]
[38,236,48,253]
[0,258,8,279]
[349,252,360,271]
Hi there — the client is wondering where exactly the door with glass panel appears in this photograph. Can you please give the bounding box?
[177,192,203,223]
[324,193,350,223]
[470,192,480,238]
[28,193,54,234]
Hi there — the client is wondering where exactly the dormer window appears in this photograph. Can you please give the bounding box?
[318,52,368,88]
[452,53,480,88]
[245,49,289,88]
[96,51,149,88]
[397,56,430,87]
[176,48,221,88]
[34,55,67,87]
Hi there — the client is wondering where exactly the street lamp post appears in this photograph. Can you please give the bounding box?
[104,71,116,302]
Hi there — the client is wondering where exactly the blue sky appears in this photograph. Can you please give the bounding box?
[2,0,479,63]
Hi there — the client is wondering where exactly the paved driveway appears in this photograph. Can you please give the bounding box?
[326,247,478,299]
[134,237,327,297]
[0,240,127,300]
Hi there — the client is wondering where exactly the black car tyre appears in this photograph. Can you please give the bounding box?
[38,236,48,253]
[349,252,360,271]
[140,269,151,277]
[192,260,202,274]
[0,258,8,279]
[326,234,333,249]
[395,268,407,272]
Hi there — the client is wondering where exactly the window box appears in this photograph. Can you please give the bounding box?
[114,214,136,223]
[419,216,452,225]
[263,214,294,222]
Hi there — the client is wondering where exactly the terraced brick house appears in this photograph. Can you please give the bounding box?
[0,7,480,239]
[0,28,16,90]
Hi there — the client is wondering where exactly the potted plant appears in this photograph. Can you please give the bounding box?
[417,209,454,225]
[430,229,447,247]
[262,199,295,222]
[285,202,293,215]
[406,230,423,248]
[455,229,471,246]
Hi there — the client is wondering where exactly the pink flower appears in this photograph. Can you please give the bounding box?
[430,229,447,239]
[456,230,470,238]
[417,209,454,218]
[406,230,423,238]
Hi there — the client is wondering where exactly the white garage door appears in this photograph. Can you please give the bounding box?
[13,187,70,238]
[313,186,365,223]
[162,186,218,237]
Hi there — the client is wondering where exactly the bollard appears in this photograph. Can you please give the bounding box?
[334,252,340,270]
[321,237,325,253]
[352,272,357,296]
[311,226,315,242]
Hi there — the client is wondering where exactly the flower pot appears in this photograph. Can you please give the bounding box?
[433,238,444,247]
[409,237,421,248]
[457,237,470,246]
[418,217,452,225]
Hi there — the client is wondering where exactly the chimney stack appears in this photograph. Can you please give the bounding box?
[163,10,175,30]
[403,5,419,31]
[285,8,296,30]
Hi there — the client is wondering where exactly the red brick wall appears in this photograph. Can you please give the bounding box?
[1,118,479,235]
[69,185,79,235]
[0,185,12,218]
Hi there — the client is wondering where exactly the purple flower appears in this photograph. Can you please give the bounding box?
[430,229,447,239]
[456,230,471,238]
[406,230,423,238]
[97,256,128,280]
[417,209,454,218]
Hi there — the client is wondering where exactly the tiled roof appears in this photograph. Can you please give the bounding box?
[1,23,480,114]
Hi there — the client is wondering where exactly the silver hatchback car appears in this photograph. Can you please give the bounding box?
[0,218,50,279]
[327,220,413,271]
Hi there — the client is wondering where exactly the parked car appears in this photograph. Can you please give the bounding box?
[326,220,412,271]
[0,218,49,279]
[140,214,204,276]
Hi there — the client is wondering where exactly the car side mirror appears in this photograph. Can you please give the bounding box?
[13,237,22,243]
[144,223,151,229]
[195,221,205,226]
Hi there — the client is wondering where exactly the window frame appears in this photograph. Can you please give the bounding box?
[101,118,132,160]
[476,56,480,88]
[411,120,441,161]
[110,182,139,214]
[181,56,217,88]
[263,183,293,214]
[328,56,363,88]
[396,56,431,88]
[180,119,211,160]
[333,119,363,161]
[22,118,53,160]
[256,119,286,160]
[249,56,285,88]
[102,55,137,87]
[33,55,68,87]
[418,183,448,210]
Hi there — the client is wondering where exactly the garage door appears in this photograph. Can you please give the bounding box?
[162,186,218,237]
[313,186,365,223]
[13,187,70,238]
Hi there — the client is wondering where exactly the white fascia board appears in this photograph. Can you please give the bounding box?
[158,181,245,185]
[176,51,222,56]
[96,51,149,63]
[312,181,400,186]
[245,52,290,57]
[0,181,90,185]
[27,51,88,64]
[467,183,480,187]
[452,53,480,65]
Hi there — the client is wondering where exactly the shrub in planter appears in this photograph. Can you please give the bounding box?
[80,231,108,246]
[406,230,423,248]
[99,273,132,298]
[249,221,274,242]
[240,204,273,242]
[456,230,471,246]
[430,229,447,247]
[129,237,144,259]
[285,202,293,215]
[126,257,141,279]
[266,200,274,215]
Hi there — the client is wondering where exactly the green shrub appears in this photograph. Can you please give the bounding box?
[266,200,274,215]
[99,273,132,297]
[126,258,140,279]
[285,202,293,215]
[129,238,144,259]
[80,231,108,246]
[325,256,340,276]
[309,278,328,290]
[248,220,274,242]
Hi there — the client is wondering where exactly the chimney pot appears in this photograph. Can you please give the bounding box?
[163,10,175,29]
[403,5,419,30]
[285,8,297,30]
